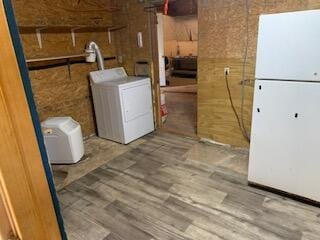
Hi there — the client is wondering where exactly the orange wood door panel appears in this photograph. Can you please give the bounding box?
[0,0,61,239]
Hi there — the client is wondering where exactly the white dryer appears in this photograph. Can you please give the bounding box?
[90,67,154,144]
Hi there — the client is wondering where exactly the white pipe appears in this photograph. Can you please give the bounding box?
[85,41,105,70]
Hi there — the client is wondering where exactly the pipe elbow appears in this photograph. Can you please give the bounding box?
[87,41,100,50]
[85,41,104,70]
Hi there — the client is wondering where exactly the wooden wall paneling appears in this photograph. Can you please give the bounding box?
[0,1,61,238]
[197,0,320,147]
[113,0,154,73]
[11,0,160,138]
[12,0,116,26]
[163,15,198,57]
[11,0,118,137]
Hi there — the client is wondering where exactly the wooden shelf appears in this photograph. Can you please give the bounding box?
[26,54,116,63]
[26,54,117,72]
[18,25,126,48]
[18,25,126,34]
[26,54,86,63]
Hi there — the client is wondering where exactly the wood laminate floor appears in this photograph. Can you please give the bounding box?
[52,136,145,190]
[58,131,320,240]
[162,90,197,136]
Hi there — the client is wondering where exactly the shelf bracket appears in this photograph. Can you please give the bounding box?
[71,28,81,47]
[67,59,72,80]
[35,27,46,49]
[107,29,112,44]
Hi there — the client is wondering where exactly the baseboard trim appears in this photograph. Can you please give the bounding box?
[248,181,320,208]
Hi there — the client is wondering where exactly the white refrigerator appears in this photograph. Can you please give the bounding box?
[248,10,320,202]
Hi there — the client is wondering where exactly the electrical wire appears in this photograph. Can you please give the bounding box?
[225,73,247,139]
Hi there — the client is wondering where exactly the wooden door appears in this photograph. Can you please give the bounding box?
[0,0,62,239]
[0,192,15,240]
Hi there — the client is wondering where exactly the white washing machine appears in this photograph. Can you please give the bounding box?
[90,67,154,144]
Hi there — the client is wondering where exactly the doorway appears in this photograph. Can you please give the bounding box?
[156,0,198,137]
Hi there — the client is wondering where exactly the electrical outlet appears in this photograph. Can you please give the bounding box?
[224,67,230,76]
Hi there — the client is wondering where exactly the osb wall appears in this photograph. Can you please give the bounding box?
[12,0,152,137]
[198,0,320,147]
[163,15,198,57]
[113,0,153,76]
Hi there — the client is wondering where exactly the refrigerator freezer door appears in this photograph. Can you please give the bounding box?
[249,80,320,202]
[255,10,320,81]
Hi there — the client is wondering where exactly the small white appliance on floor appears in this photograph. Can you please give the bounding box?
[90,67,154,144]
[42,117,84,164]
[249,10,320,202]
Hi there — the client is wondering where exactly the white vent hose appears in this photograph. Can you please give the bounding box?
[85,41,105,70]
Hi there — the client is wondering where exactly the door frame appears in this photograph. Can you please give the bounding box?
[0,0,66,239]
[156,13,166,87]
[150,9,199,136]
[148,9,162,128]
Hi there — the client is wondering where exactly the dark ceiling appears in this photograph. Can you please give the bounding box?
[150,0,197,17]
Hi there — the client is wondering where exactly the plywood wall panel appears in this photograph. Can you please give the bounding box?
[11,0,120,137]
[13,0,115,26]
[198,0,320,147]
[12,0,48,25]
[113,0,152,75]
[162,15,198,57]
[29,63,116,137]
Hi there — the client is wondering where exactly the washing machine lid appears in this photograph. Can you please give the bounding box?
[96,76,150,88]
[90,67,128,84]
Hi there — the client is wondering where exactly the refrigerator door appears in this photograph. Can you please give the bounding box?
[255,10,320,81]
[249,80,320,202]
